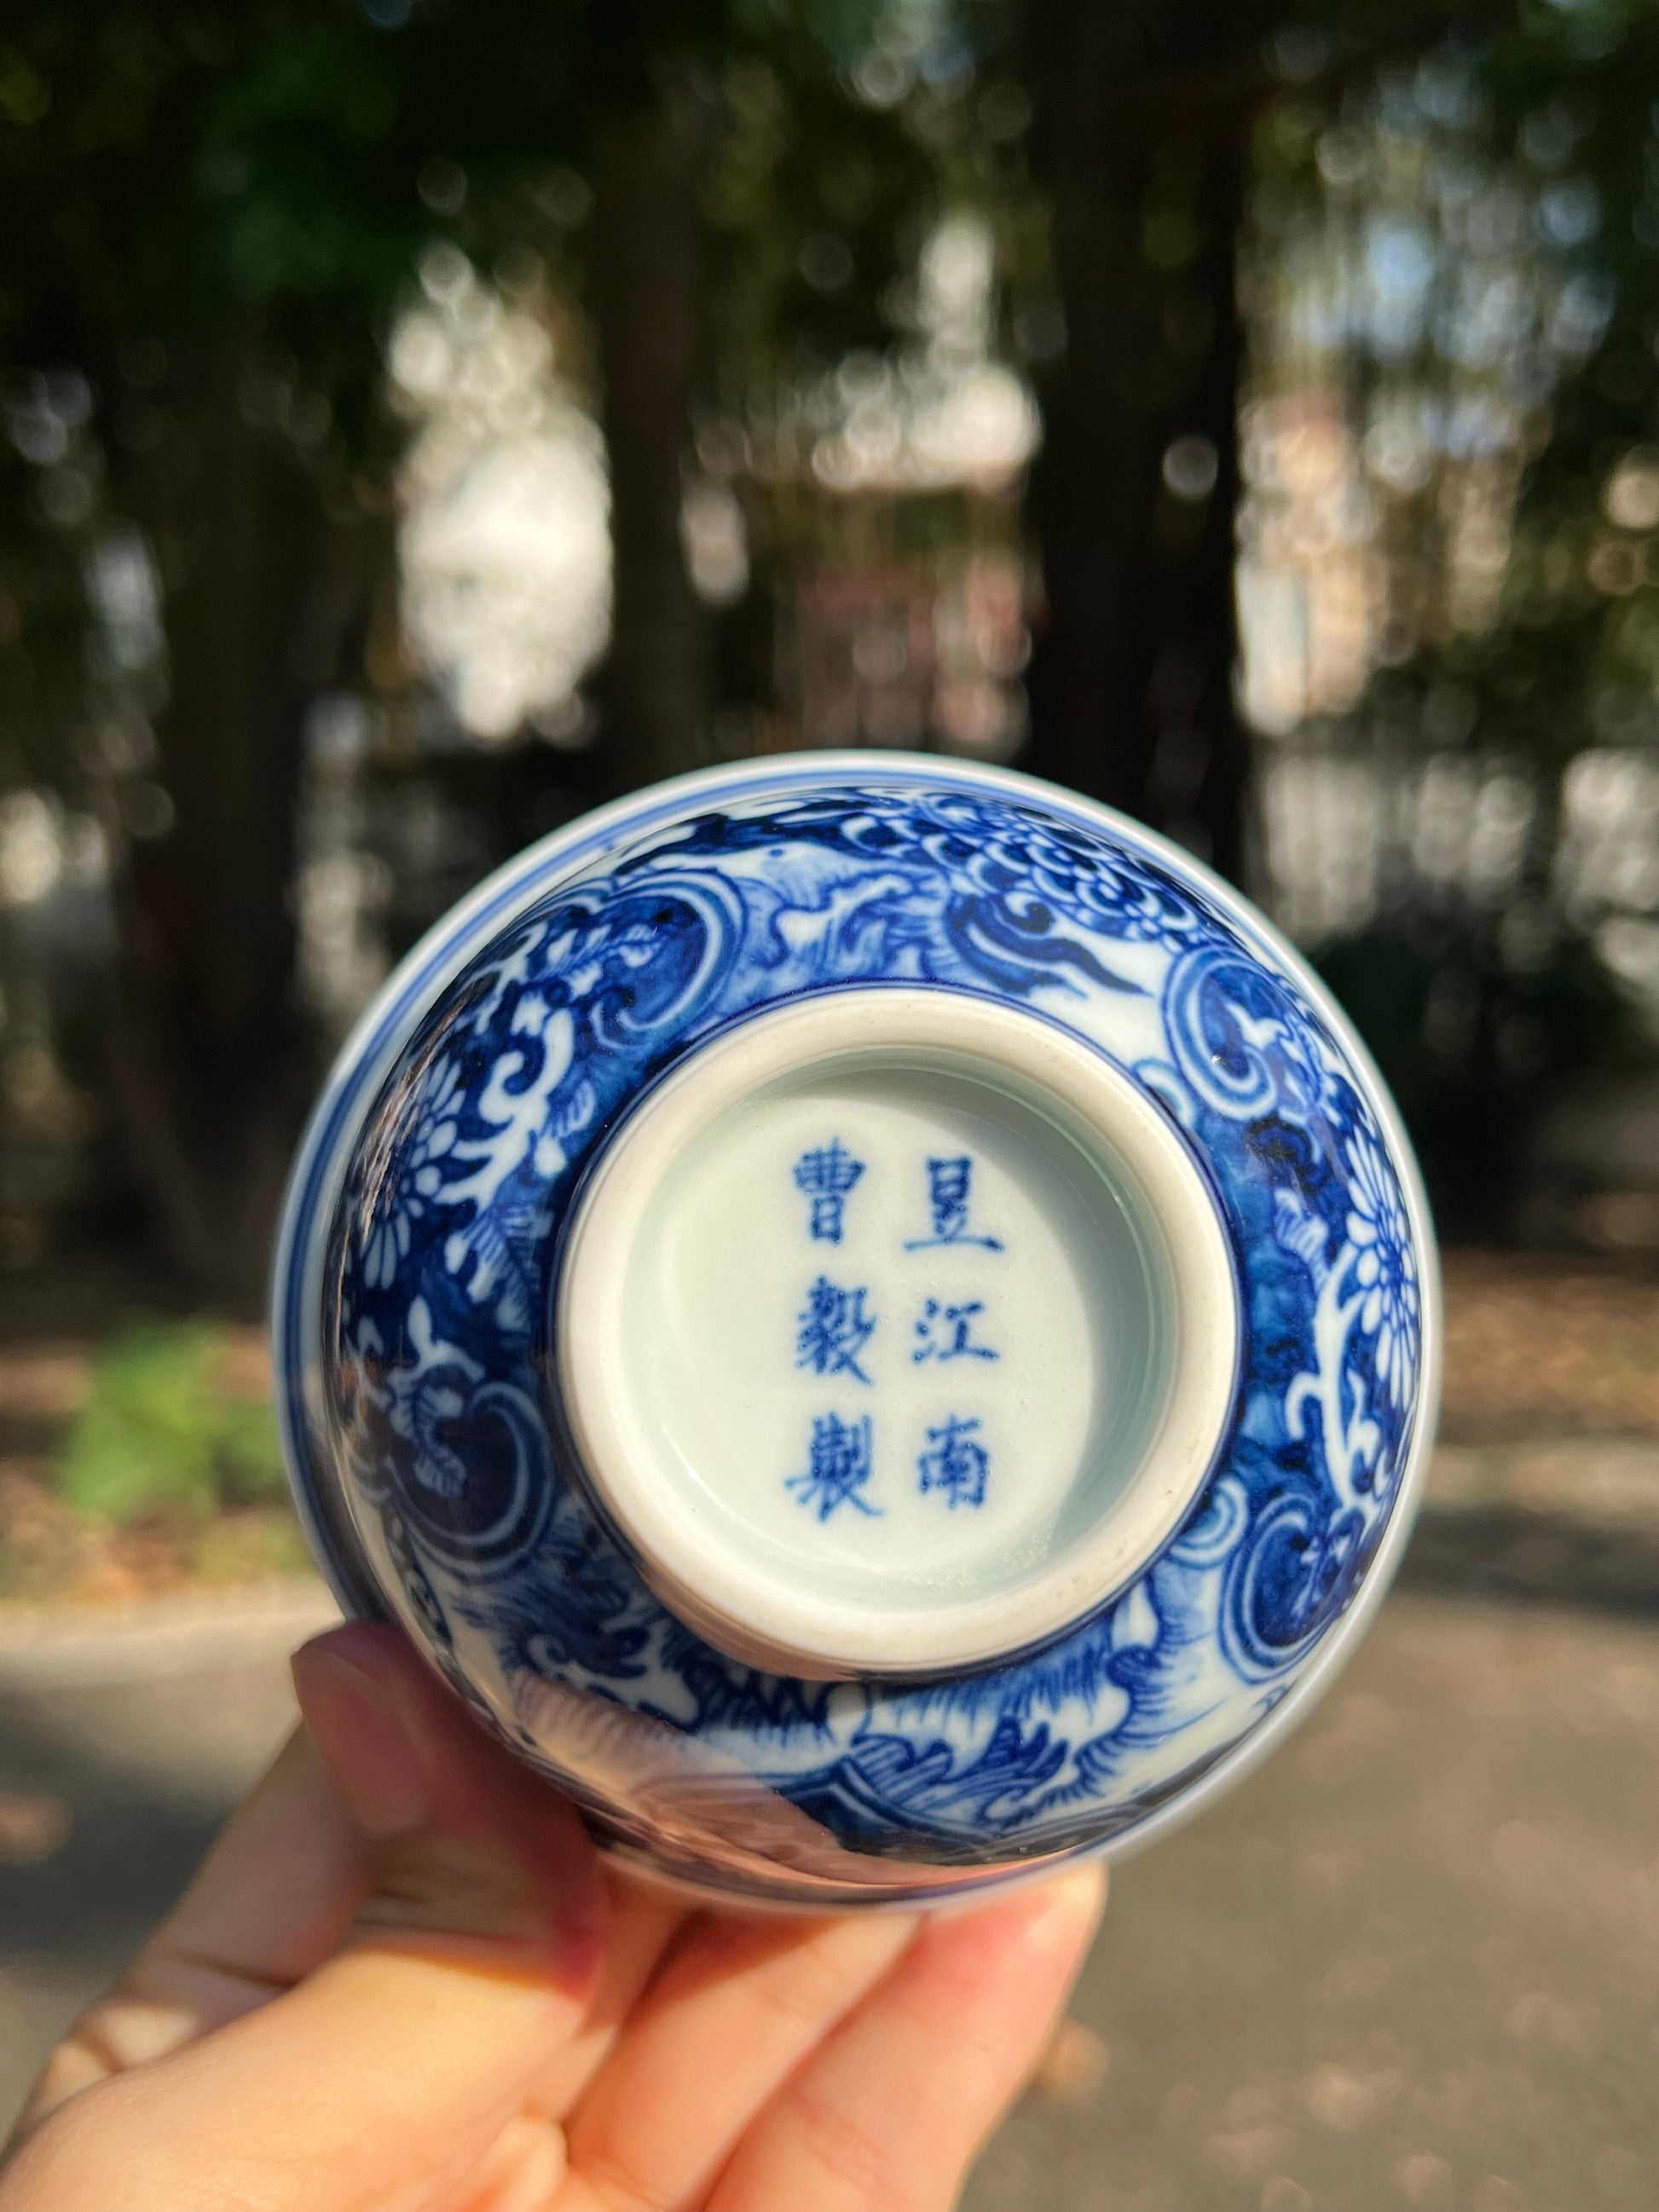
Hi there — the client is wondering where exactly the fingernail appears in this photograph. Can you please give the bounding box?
[1033,1864,1108,1945]
[296,1648,431,1841]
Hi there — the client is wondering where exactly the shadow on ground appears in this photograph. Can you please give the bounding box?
[1401,1504,1659,1620]
[0,1655,296,2117]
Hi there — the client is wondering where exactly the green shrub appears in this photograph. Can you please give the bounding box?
[58,1321,286,1529]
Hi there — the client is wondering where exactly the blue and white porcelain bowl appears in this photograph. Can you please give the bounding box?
[273,754,1440,1909]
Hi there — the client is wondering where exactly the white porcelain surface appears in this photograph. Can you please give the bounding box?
[557,990,1240,1678]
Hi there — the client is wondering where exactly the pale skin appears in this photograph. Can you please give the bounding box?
[0,1622,1105,2212]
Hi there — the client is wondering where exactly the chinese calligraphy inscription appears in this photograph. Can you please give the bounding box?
[787,1413,879,1521]
[785,1144,1003,1519]
[793,1140,864,1244]
[796,1277,876,1384]
[912,1298,997,1365]
[905,1157,1003,1251]
[918,1416,991,1510]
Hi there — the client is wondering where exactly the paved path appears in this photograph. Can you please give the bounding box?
[3,1525,1658,2209]
[0,1590,333,2115]
[967,1587,1659,2212]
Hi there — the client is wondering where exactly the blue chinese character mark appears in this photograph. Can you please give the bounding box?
[788,1413,880,1521]
[796,1276,877,1384]
[918,1415,991,1510]
[912,1298,998,1364]
[793,1139,864,1244]
[905,1156,1003,1250]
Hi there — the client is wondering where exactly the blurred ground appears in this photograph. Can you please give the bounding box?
[0,1585,1652,2209]
[966,1590,1659,2212]
[1437,1256,1659,1441]
[0,1251,1657,2204]
[0,1588,335,2116]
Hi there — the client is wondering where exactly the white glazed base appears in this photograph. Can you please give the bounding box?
[556,989,1240,1678]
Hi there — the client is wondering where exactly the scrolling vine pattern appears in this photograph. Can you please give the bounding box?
[320,781,1424,1859]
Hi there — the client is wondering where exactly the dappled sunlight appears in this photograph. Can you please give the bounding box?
[1238,53,1659,1038]
[752,213,1039,497]
[392,246,611,744]
[726,211,1037,758]
[0,0,1656,1278]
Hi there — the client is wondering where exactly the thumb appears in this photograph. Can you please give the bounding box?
[8,1624,607,2212]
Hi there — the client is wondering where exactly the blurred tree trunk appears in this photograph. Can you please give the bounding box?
[1020,10,1261,882]
[107,358,358,1305]
[591,73,710,796]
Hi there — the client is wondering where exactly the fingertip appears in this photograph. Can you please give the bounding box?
[292,1637,433,1840]
[934,1856,1106,1946]
[1034,1860,1108,1949]
[293,1621,609,1990]
[294,1624,542,1832]
[291,1618,424,1706]
[980,1861,1106,1982]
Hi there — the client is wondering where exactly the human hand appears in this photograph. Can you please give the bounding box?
[3,1621,1104,2212]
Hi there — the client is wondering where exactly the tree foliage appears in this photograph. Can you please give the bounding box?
[0,0,945,1291]
[3,0,1657,1274]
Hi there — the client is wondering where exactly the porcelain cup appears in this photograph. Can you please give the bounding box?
[274,754,1439,1909]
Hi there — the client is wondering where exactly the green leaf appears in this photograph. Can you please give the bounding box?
[58,1320,286,1528]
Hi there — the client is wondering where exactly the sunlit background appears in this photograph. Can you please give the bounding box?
[9,10,1659,2191]
[3,1,1659,1286]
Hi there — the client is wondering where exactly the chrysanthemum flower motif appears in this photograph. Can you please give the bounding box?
[1344,1127,1419,1412]
[361,1059,464,1289]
